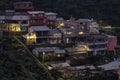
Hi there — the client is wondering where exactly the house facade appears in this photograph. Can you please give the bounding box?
[50,28,62,44]
[45,12,57,29]
[28,11,46,26]
[77,34,108,55]
[14,2,34,12]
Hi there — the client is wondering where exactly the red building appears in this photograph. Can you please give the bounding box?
[14,2,34,12]
[28,11,46,26]
[107,35,117,52]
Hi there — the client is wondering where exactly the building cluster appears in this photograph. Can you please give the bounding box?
[0,1,119,78]
[0,2,117,55]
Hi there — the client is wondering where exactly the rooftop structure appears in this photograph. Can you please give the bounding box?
[32,47,66,59]
[28,11,46,26]
[50,29,62,44]
[30,26,50,44]
[14,2,34,12]
[45,12,57,29]
[77,34,108,55]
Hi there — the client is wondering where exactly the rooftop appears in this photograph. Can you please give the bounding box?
[28,11,44,14]
[31,26,50,31]
[45,12,57,15]
[33,47,66,54]
[14,2,33,4]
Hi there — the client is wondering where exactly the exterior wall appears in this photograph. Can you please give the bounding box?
[107,36,117,51]
[46,20,56,29]
[36,31,50,44]
[64,18,99,34]
[55,18,64,28]
[0,12,30,31]
[32,47,66,61]
[45,13,57,29]
[28,12,46,26]
[4,23,21,32]
[77,34,107,54]
[50,34,61,44]
[14,2,34,12]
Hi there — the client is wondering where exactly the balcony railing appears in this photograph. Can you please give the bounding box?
[93,47,107,51]
[87,42,107,45]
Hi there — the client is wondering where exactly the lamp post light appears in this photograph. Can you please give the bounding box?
[48,66,53,70]
[42,52,45,64]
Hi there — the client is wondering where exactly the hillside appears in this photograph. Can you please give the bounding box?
[0,37,53,80]
[0,0,120,26]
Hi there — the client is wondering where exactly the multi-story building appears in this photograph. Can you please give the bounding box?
[77,34,108,55]
[50,28,62,44]
[28,11,46,26]
[23,26,50,45]
[31,26,50,44]
[59,17,99,44]
[45,12,57,29]
[32,47,66,59]
[1,11,29,30]
[65,18,99,33]
[107,35,117,52]
[76,19,99,33]
[14,2,34,12]
[55,18,64,28]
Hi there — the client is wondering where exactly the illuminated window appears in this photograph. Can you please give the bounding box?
[78,32,84,35]
[67,32,72,34]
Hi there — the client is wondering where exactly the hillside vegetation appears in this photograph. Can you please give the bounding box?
[0,37,53,80]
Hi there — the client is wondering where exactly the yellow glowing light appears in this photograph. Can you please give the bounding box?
[27,33,37,45]
[84,45,90,51]
[6,23,21,32]
[60,23,64,27]
[48,66,52,70]
[57,54,61,57]
[57,22,65,28]
[78,32,84,35]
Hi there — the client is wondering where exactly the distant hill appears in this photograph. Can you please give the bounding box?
[1,0,120,26]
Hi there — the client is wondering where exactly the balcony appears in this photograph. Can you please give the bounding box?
[87,42,107,46]
[93,47,107,51]
[37,35,51,38]
[30,15,46,19]
[30,22,46,26]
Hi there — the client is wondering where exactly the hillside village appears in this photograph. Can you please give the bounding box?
[0,2,119,80]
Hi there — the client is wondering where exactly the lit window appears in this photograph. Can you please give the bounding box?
[78,32,84,35]
[66,32,72,34]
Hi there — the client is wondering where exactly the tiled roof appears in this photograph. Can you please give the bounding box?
[54,50,66,54]
[28,11,44,14]
[12,15,29,20]
[45,12,57,15]
[31,26,50,31]
[50,29,61,34]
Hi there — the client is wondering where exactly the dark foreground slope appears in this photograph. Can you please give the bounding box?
[0,37,52,80]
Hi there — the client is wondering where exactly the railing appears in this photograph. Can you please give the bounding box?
[3,31,27,37]
[93,47,107,51]
[87,42,107,45]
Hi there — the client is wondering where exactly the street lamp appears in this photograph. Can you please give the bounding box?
[42,52,45,63]
[48,66,53,70]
